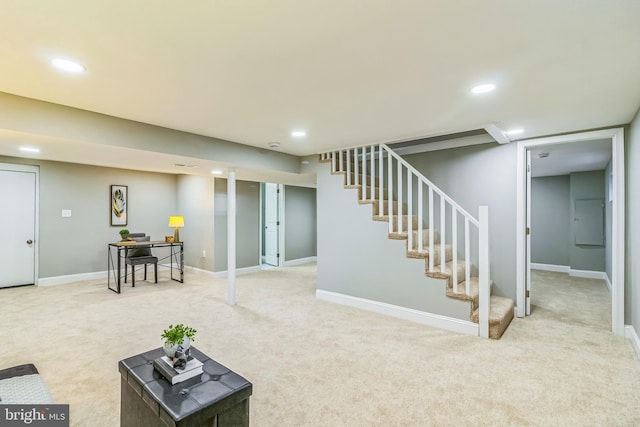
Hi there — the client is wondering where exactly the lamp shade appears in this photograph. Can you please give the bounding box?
[168,216,184,227]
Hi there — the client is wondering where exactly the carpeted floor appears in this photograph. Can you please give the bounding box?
[1,264,639,426]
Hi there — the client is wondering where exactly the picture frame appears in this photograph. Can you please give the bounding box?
[110,185,128,226]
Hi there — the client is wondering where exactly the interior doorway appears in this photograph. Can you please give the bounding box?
[261,183,283,267]
[0,163,38,288]
[516,128,625,336]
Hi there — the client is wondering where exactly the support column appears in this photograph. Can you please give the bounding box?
[227,168,237,305]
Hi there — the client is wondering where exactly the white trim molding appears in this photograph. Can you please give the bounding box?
[625,326,640,360]
[283,256,317,267]
[516,127,625,336]
[316,289,479,336]
[39,271,108,287]
[213,265,261,278]
[531,263,570,273]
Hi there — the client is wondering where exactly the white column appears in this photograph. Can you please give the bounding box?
[227,168,237,305]
[479,206,489,338]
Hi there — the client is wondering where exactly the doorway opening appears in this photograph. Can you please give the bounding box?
[516,128,625,336]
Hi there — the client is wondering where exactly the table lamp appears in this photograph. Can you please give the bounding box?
[168,216,184,242]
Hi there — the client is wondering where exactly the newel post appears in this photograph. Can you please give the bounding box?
[478,206,489,338]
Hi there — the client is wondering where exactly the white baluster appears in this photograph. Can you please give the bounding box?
[379,145,384,216]
[465,218,470,295]
[388,153,393,233]
[346,150,351,186]
[407,171,413,250]
[370,145,375,201]
[440,197,445,272]
[397,161,403,234]
[339,150,344,173]
[332,151,336,173]
[452,209,458,293]
[428,187,434,272]
[354,148,359,186]
[418,180,423,253]
[362,147,367,201]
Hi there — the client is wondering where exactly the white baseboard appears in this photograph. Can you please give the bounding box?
[531,263,608,281]
[605,275,612,293]
[283,256,317,267]
[531,263,570,273]
[569,269,608,281]
[38,271,108,287]
[316,289,478,336]
[624,325,640,360]
[212,265,261,278]
[39,264,183,287]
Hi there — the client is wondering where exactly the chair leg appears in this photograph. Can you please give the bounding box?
[144,264,148,280]
[124,264,128,283]
[154,263,158,283]
[132,265,136,287]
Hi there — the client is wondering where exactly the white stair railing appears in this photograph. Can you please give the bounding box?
[321,144,491,338]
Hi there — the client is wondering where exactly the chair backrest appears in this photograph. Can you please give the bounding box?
[126,234,152,257]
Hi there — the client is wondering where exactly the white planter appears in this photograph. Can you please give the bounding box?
[162,335,191,358]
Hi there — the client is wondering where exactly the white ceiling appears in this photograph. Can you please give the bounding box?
[0,1,639,175]
[529,138,612,178]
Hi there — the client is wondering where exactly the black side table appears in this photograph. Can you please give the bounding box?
[118,347,252,427]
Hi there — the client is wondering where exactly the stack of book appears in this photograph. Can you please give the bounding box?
[153,356,204,385]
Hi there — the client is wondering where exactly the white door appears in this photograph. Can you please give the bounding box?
[525,149,532,315]
[264,183,280,266]
[0,168,36,287]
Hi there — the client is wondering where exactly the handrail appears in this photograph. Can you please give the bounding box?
[380,144,479,226]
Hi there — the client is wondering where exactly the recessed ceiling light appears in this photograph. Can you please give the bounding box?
[211,170,223,175]
[20,147,41,153]
[471,83,496,94]
[51,58,86,73]
[301,160,310,165]
[538,152,550,159]
[268,142,281,148]
[506,128,524,136]
[291,130,306,138]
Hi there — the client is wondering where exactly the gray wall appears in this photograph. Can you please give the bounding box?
[284,185,317,261]
[403,143,517,299]
[531,175,570,266]
[569,171,605,271]
[213,178,261,271]
[177,175,215,270]
[0,155,177,278]
[316,167,470,319]
[628,110,640,330]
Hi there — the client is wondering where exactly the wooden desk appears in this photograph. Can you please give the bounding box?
[107,241,183,293]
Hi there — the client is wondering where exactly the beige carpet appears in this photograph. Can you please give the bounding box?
[1,265,639,426]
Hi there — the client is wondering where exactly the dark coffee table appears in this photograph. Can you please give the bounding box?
[118,347,252,427]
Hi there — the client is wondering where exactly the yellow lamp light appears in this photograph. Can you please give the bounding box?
[168,216,184,242]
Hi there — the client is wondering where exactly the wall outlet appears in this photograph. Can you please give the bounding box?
[62,209,72,217]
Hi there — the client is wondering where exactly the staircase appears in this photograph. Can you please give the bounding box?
[320,144,514,339]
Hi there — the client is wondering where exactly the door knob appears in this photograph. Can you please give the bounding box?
[26,240,33,244]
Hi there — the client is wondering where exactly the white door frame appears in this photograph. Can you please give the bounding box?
[0,162,39,286]
[515,127,625,336]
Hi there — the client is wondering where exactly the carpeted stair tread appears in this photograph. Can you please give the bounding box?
[372,200,407,216]
[410,229,441,245]
[407,244,452,265]
[356,186,389,201]
[447,278,495,312]
[426,260,467,282]
[471,296,514,339]
[374,214,419,231]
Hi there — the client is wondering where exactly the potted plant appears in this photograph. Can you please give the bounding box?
[161,323,197,357]
[119,229,130,241]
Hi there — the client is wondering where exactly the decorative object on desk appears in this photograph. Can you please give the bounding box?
[119,229,130,241]
[165,235,174,243]
[153,354,203,385]
[168,215,184,242]
[161,323,196,358]
[110,185,128,226]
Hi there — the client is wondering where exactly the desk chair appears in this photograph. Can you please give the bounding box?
[124,233,158,286]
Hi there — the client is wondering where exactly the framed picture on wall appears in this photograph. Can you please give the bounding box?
[110,185,128,226]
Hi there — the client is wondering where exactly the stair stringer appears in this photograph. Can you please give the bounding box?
[316,165,476,331]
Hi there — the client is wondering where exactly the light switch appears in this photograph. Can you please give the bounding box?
[62,209,72,217]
